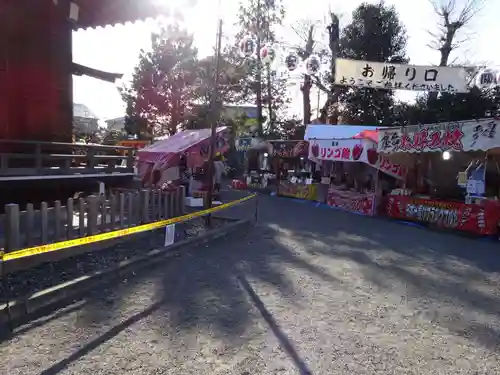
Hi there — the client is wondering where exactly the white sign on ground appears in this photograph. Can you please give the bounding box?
[164,224,176,247]
[334,59,469,93]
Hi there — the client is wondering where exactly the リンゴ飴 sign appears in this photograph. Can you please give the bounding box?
[334,59,469,93]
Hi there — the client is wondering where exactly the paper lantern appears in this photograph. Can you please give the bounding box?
[476,68,500,89]
[285,53,299,71]
[305,55,321,75]
[239,36,256,58]
[260,45,276,64]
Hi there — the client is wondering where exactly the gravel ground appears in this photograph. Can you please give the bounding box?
[2,194,500,375]
[0,217,227,301]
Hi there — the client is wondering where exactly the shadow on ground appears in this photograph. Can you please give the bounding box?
[4,193,500,374]
[261,196,500,353]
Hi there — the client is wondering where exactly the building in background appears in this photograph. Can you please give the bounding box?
[105,116,126,132]
[73,103,99,135]
[220,104,257,120]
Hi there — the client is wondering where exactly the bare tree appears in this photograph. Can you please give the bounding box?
[428,0,485,67]
[290,21,316,125]
[427,0,485,102]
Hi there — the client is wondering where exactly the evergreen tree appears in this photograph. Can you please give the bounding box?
[235,0,286,135]
[122,24,198,137]
[338,2,408,125]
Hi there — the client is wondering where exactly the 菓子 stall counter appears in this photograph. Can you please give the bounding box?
[278,180,318,200]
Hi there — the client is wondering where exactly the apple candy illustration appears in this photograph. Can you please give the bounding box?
[352,144,363,160]
[367,148,379,165]
[311,143,319,157]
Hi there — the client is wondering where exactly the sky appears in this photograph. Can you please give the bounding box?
[72,0,500,122]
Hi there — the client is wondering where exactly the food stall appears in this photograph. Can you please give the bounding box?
[378,118,500,236]
[306,125,406,215]
[272,140,320,200]
[136,127,229,191]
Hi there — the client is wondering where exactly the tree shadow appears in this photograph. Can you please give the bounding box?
[261,196,500,353]
[21,219,339,374]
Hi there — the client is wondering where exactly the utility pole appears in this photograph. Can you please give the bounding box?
[326,12,340,124]
[205,19,223,226]
[255,0,264,136]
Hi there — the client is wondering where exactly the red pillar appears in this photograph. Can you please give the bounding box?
[0,0,73,147]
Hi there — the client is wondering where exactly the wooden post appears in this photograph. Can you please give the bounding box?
[40,202,49,244]
[169,191,176,217]
[140,189,150,223]
[157,190,164,219]
[100,196,108,232]
[78,198,86,237]
[66,198,74,239]
[87,146,96,168]
[151,190,158,220]
[178,186,186,215]
[127,148,134,169]
[133,191,141,225]
[34,143,42,170]
[110,194,117,230]
[119,193,125,228]
[5,203,20,252]
[127,192,134,227]
[54,200,62,240]
[163,192,170,218]
[87,195,98,235]
[26,203,35,246]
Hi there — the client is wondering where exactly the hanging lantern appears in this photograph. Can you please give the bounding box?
[475,68,500,89]
[285,53,299,71]
[239,36,256,58]
[260,45,276,64]
[305,55,321,75]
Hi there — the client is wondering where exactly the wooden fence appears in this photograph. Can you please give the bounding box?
[2,186,186,253]
[0,139,135,178]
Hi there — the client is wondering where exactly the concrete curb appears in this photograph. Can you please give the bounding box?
[0,218,252,328]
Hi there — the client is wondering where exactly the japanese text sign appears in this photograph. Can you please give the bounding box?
[309,139,373,163]
[385,196,500,236]
[334,59,469,93]
[309,139,406,179]
[378,118,500,154]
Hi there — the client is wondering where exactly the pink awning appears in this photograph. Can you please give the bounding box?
[136,127,229,170]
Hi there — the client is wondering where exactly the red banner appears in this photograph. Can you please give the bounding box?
[327,188,376,216]
[385,196,500,235]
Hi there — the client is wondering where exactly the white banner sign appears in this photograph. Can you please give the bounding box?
[378,118,500,154]
[334,59,469,93]
[308,139,407,179]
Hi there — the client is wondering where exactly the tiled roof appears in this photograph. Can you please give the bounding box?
[74,0,170,30]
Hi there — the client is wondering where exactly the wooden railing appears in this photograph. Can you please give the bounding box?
[1,187,186,253]
[0,139,135,177]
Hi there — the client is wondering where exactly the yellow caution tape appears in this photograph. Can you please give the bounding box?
[1,194,256,262]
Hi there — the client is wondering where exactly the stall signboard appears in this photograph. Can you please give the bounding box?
[385,196,500,235]
[236,137,253,151]
[278,182,317,200]
[309,139,378,164]
[378,118,500,154]
[309,139,407,180]
[271,141,308,158]
[327,189,376,216]
[334,59,469,93]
